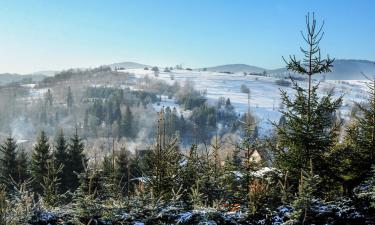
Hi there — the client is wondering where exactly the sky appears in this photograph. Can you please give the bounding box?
[0,0,374,74]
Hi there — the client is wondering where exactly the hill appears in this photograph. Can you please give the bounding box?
[108,61,151,70]
[268,59,375,80]
[202,64,267,74]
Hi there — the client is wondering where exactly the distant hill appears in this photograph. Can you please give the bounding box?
[31,70,59,77]
[202,64,267,74]
[268,59,375,80]
[108,61,151,70]
[0,73,47,86]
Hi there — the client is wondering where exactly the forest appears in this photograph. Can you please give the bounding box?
[0,14,374,225]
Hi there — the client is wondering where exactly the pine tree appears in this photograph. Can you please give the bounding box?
[332,75,375,193]
[67,86,74,108]
[290,163,321,225]
[115,147,130,197]
[201,135,224,205]
[0,136,18,188]
[41,160,62,207]
[54,129,69,192]
[121,105,133,138]
[45,89,53,107]
[181,144,202,205]
[16,146,30,184]
[144,110,182,200]
[67,129,87,191]
[273,13,342,186]
[31,131,51,193]
[0,136,18,183]
[351,76,375,168]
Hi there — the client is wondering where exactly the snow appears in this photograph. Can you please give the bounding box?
[134,222,145,225]
[177,212,193,223]
[252,167,280,178]
[119,69,370,136]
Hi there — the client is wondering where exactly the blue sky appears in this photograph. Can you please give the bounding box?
[0,0,374,73]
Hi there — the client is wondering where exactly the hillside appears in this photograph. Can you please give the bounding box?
[0,73,47,86]
[202,63,267,74]
[122,68,370,135]
[108,61,151,70]
[268,59,375,80]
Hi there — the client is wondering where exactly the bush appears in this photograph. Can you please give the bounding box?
[240,84,250,94]
[275,79,291,87]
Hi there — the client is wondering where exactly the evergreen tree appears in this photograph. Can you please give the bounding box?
[350,76,375,172]
[121,105,133,138]
[144,110,182,200]
[181,144,202,205]
[330,76,375,194]
[41,160,62,207]
[0,136,18,188]
[273,13,342,187]
[67,129,87,191]
[290,164,321,225]
[54,129,69,192]
[31,131,51,193]
[45,89,53,107]
[67,86,74,108]
[115,147,130,196]
[16,146,30,184]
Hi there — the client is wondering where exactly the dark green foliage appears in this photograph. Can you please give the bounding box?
[120,105,133,138]
[350,78,375,170]
[0,136,18,188]
[144,136,182,200]
[45,89,53,106]
[329,78,375,195]
[143,111,182,200]
[31,131,51,193]
[114,147,131,196]
[54,130,69,193]
[191,104,216,129]
[41,160,62,207]
[67,86,74,108]
[273,13,342,188]
[67,129,87,191]
[290,167,321,225]
[16,147,30,184]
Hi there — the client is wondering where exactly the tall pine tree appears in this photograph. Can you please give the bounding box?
[67,128,87,191]
[273,13,342,187]
[54,129,69,193]
[31,131,51,193]
[16,146,30,184]
[0,136,18,188]
[115,147,131,196]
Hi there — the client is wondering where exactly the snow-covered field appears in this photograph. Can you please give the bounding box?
[120,69,370,136]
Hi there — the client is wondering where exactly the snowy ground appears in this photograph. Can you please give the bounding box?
[120,69,370,136]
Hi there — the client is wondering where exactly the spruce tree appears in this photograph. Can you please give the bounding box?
[351,76,375,170]
[332,75,375,193]
[115,147,130,196]
[16,146,30,184]
[181,144,202,205]
[273,13,342,186]
[121,105,133,138]
[0,136,18,188]
[67,129,87,191]
[144,110,182,200]
[54,129,69,192]
[67,86,74,108]
[41,160,62,206]
[31,131,51,193]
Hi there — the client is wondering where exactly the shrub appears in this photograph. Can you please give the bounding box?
[275,79,291,87]
[240,84,250,94]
